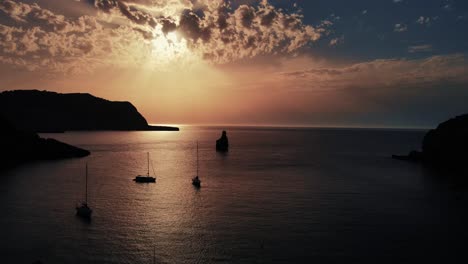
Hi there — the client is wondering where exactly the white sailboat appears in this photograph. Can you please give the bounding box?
[192,141,201,188]
[76,163,92,218]
[134,152,156,183]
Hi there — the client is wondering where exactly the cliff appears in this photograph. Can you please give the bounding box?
[0,114,90,170]
[393,114,468,168]
[422,114,468,165]
[0,90,178,132]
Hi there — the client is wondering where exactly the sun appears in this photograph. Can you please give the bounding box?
[150,31,195,68]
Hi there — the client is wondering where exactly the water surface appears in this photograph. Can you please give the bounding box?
[1,127,466,263]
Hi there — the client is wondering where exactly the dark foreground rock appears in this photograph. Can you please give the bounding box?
[392,150,424,162]
[216,130,229,152]
[0,114,90,170]
[393,114,468,168]
[0,90,178,132]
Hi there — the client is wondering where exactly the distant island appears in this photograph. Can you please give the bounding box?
[393,113,468,168]
[0,114,90,170]
[0,90,179,132]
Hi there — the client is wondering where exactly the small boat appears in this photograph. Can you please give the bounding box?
[192,141,201,188]
[134,152,156,183]
[192,176,201,187]
[76,163,92,218]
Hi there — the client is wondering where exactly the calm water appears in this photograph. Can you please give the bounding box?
[1,127,467,263]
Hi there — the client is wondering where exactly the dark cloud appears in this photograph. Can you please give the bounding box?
[178,9,211,42]
[93,0,117,13]
[236,5,255,28]
[216,4,230,30]
[260,10,277,26]
[88,0,157,27]
[160,18,176,34]
[117,1,157,27]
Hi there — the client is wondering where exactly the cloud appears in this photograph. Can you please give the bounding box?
[416,16,431,25]
[0,1,160,74]
[329,35,344,47]
[394,23,408,32]
[216,54,468,127]
[84,0,331,63]
[408,44,433,53]
[443,4,452,11]
[0,1,37,22]
[279,54,467,90]
[0,0,331,73]
[275,54,468,122]
[89,0,159,27]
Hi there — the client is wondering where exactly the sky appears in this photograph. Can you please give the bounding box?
[0,0,467,128]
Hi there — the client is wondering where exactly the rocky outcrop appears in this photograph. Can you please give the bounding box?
[422,114,468,165]
[0,90,178,132]
[0,114,90,170]
[216,130,229,152]
[393,114,468,167]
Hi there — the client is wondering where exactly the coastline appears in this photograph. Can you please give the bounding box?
[36,125,180,133]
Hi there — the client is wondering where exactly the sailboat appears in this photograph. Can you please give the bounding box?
[192,141,201,188]
[76,163,92,218]
[134,152,156,183]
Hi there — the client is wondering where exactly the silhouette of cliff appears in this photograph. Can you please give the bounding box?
[0,90,178,132]
[0,114,90,170]
[216,130,229,152]
[422,114,468,165]
[393,114,468,168]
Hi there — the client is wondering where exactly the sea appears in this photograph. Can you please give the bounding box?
[0,126,467,264]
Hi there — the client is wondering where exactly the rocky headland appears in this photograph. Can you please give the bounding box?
[0,90,179,132]
[0,114,90,170]
[393,114,468,169]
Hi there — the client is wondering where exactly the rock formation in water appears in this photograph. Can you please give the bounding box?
[393,114,468,168]
[216,130,229,152]
[0,90,178,132]
[0,114,90,170]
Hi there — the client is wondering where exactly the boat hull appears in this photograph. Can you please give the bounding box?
[134,175,156,183]
[76,203,92,218]
[192,177,201,188]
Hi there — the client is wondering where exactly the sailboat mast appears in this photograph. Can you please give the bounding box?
[197,141,199,176]
[85,163,88,203]
[147,152,150,177]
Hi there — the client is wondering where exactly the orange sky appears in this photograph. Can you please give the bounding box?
[1,0,468,127]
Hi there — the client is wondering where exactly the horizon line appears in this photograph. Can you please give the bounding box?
[150,123,432,131]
